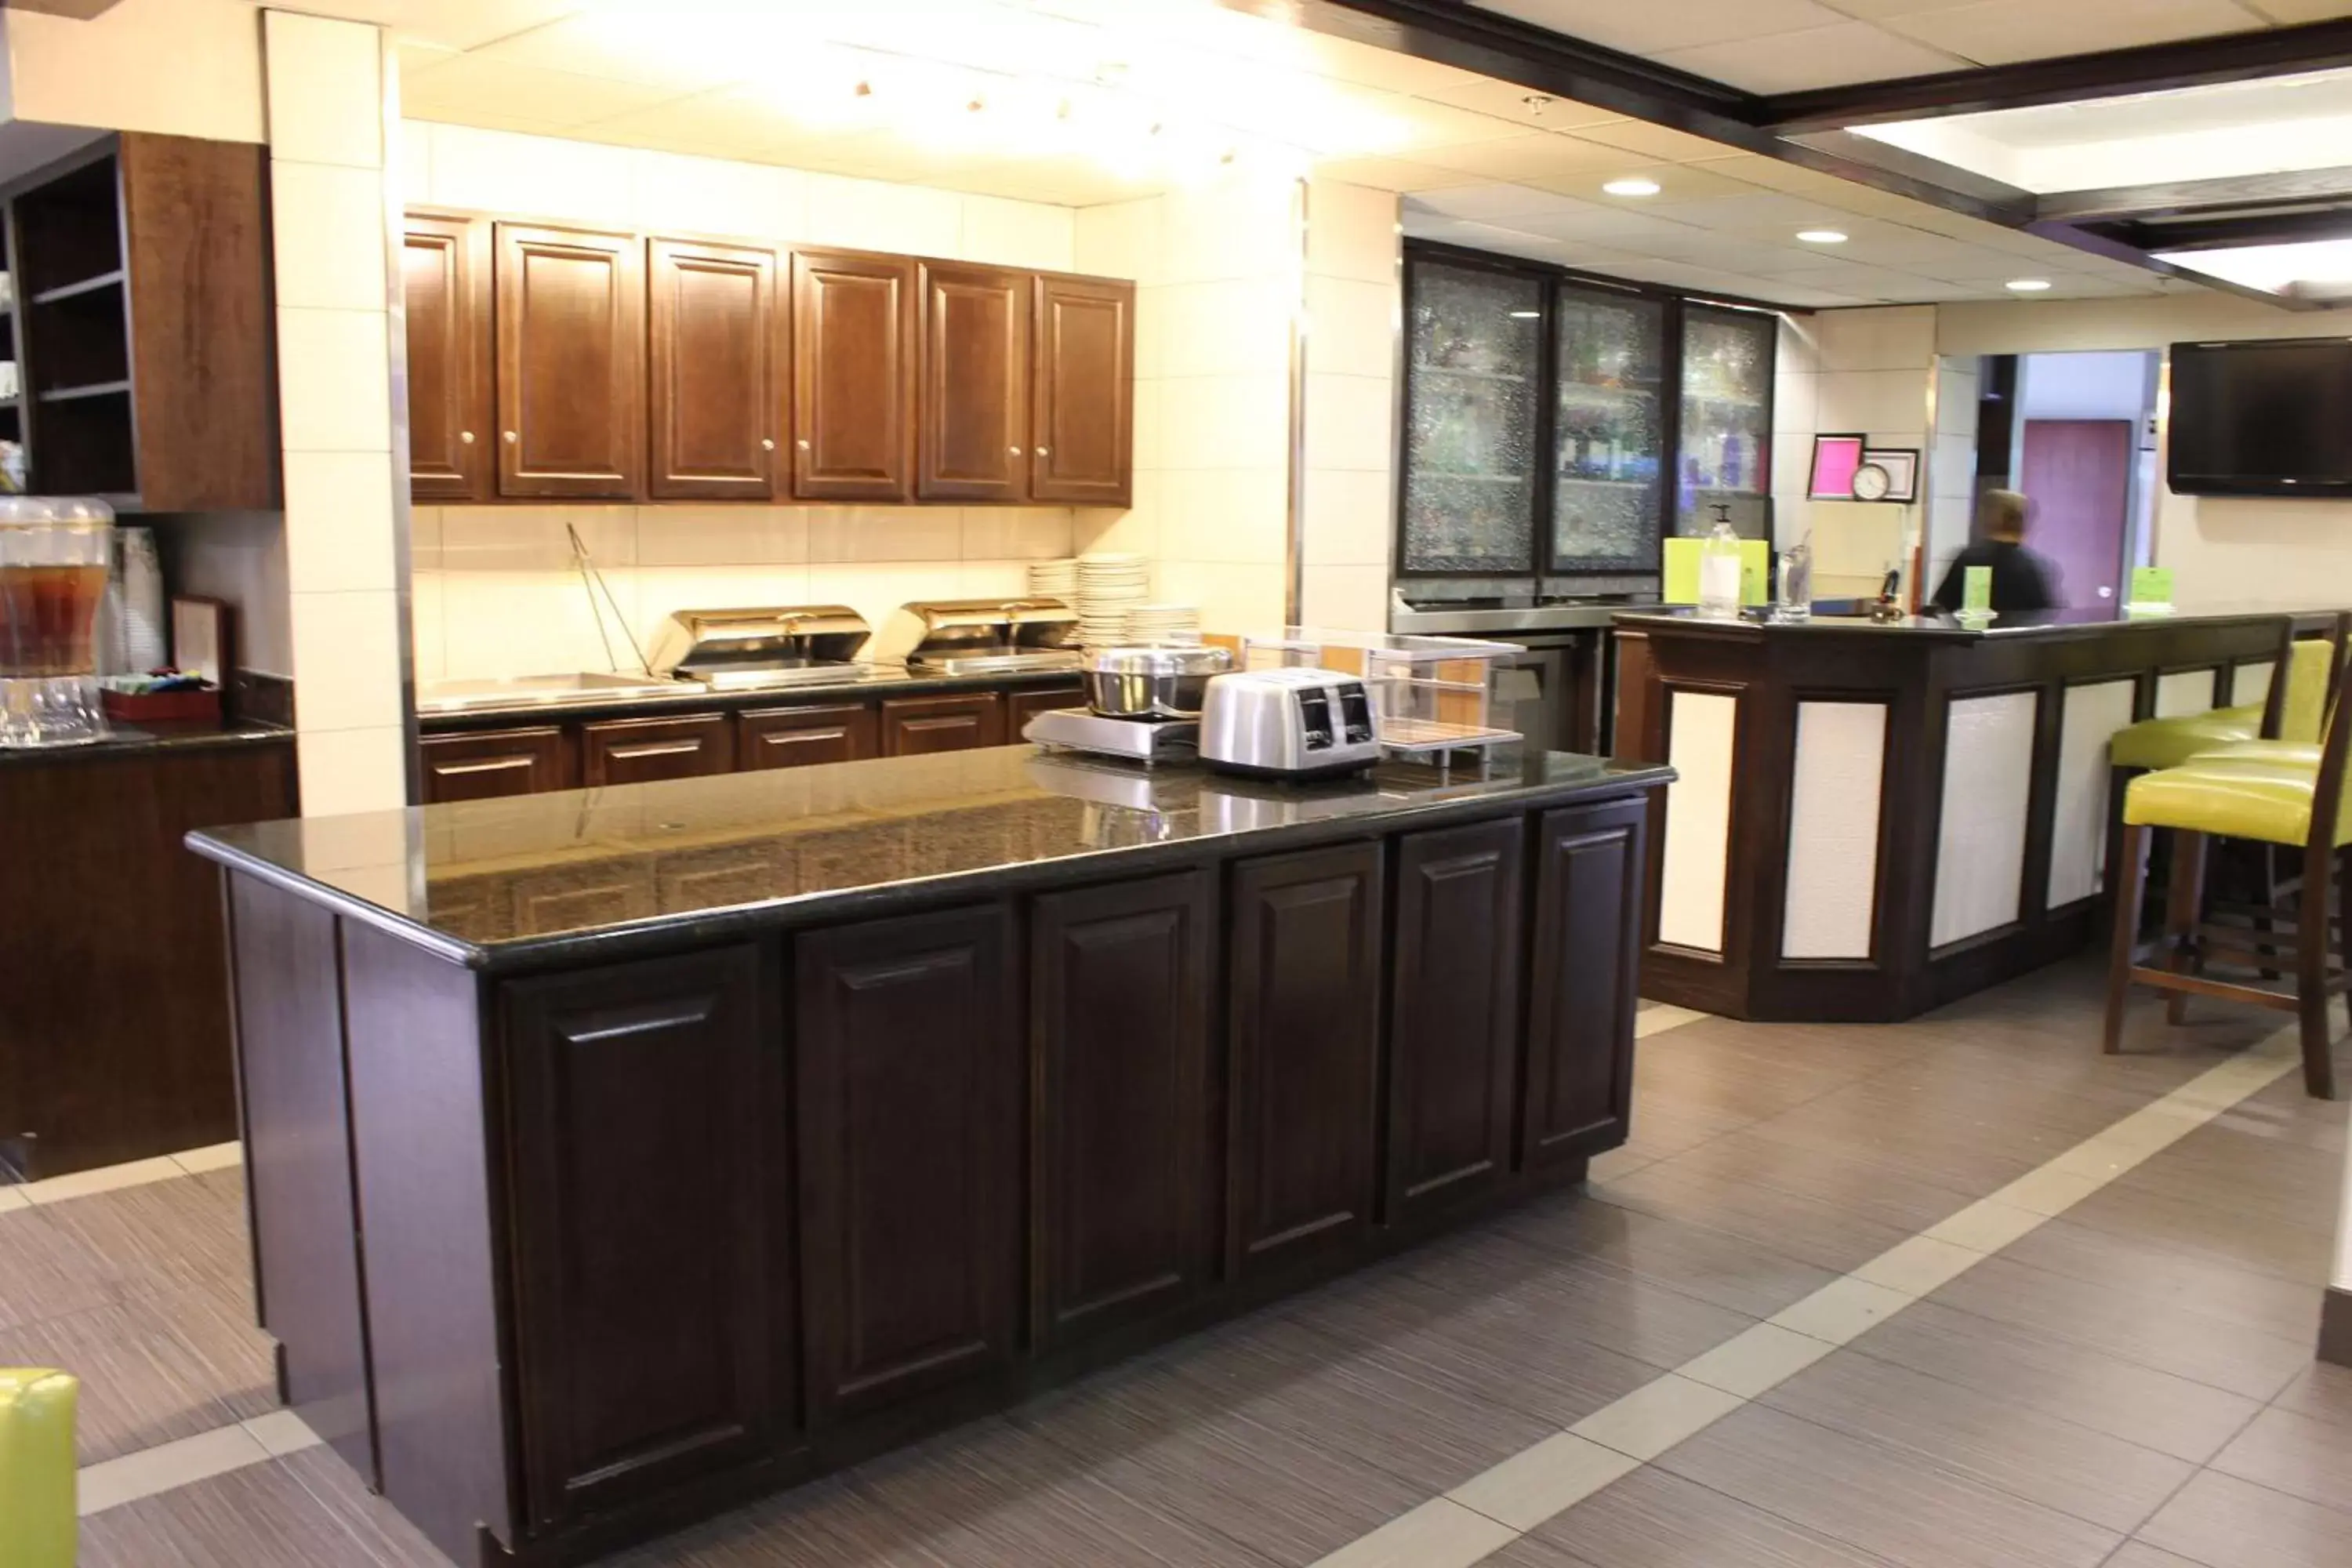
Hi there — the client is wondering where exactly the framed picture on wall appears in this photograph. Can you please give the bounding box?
[1860,446,1921,503]
[1807,434,1867,500]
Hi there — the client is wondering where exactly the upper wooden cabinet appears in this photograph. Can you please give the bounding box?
[1031,274,1134,506]
[917,263,1029,503]
[9,133,276,510]
[494,223,644,499]
[790,249,916,501]
[403,215,493,503]
[648,237,783,501]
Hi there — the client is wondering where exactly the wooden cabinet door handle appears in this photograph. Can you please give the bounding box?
[761,437,776,451]
[434,756,535,777]
[608,740,703,760]
[459,430,476,445]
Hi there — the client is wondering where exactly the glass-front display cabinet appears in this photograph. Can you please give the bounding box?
[1399,242,1777,583]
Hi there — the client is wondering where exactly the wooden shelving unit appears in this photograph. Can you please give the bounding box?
[2,133,274,510]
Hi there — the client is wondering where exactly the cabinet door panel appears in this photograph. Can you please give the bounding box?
[790,250,915,501]
[796,906,1018,1424]
[579,713,733,787]
[495,223,644,499]
[403,215,491,502]
[1388,818,1523,1220]
[879,694,1004,757]
[1033,873,1215,1348]
[649,238,782,500]
[1523,800,1646,1171]
[503,947,784,1527]
[738,703,878,771]
[919,263,1028,503]
[419,727,573,803]
[1228,842,1381,1279]
[1006,684,1084,739]
[1030,275,1133,506]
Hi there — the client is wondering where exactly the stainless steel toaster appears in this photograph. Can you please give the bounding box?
[1197,668,1382,779]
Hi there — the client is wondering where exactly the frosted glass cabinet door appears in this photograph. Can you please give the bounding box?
[1400,258,1542,574]
[1676,304,1775,536]
[1552,285,1665,572]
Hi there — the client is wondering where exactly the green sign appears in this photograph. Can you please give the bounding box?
[1962,565,1991,612]
[2129,567,2175,606]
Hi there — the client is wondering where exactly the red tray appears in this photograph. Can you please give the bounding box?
[102,686,222,723]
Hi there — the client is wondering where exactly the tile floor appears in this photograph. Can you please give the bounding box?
[3,961,2347,1568]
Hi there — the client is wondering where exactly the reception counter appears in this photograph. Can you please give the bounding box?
[188,745,1668,1566]
[1613,605,2332,1022]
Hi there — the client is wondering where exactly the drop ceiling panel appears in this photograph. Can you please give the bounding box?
[1652,23,1966,93]
[1880,0,2268,64]
[1474,0,1859,56]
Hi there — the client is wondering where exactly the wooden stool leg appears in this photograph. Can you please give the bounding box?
[2255,843,2282,980]
[2105,822,2150,1055]
[2165,830,2208,1025]
[2298,839,2337,1100]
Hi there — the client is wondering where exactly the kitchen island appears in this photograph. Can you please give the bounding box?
[188,743,1670,1566]
[1615,604,2337,1022]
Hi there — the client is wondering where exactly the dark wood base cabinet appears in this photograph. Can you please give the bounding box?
[214,793,1653,1566]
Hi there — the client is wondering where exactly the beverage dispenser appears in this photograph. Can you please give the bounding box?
[0,496,114,747]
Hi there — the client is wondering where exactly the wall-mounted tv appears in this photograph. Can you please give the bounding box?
[2169,337,2352,496]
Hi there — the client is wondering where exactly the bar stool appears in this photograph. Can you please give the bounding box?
[2110,616,2339,773]
[2102,639,2352,1098]
[0,1367,77,1568]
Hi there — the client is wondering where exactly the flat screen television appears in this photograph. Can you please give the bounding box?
[2169,337,2352,495]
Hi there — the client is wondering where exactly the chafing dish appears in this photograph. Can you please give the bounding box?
[648,605,872,691]
[870,597,1079,675]
[1082,643,1232,720]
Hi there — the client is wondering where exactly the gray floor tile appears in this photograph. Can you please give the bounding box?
[2138,1468,2352,1568]
[2271,1361,2352,1430]
[1489,1188,1844,1320]
[0,1296,247,1465]
[78,1454,390,1567]
[2209,1403,2352,1514]
[1991,1216,2325,1340]
[1758,1345,2196,1533]
[1492,1463,1904,1568]
[1655,1403,2123,1568]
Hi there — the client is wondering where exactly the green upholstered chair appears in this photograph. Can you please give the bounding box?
[2109,622,2339,771]
[2103,613,2352,1099]
[0,1367,77,1568]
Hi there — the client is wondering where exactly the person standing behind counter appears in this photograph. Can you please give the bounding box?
[1931,489,2061,614]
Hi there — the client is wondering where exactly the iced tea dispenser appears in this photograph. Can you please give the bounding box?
[0,496,114,747]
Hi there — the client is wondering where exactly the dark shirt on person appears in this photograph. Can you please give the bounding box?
[1930,539,2060,614]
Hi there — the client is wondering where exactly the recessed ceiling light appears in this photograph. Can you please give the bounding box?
[1795,229,1847,245]
[1602,177,1661,198]
[2005,278,2053,292]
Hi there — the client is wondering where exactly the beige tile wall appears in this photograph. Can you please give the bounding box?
[268,11,409,818]
[1298,178,1400,633]
[1073,172,1301,634]
[407,123,1120,680]
[414,506,1074,681]
[1773,305,1939,599]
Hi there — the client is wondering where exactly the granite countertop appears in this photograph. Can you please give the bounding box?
[1613,604,2342,641]
[416,662,1087,727]
[188,746,1672,968]
[0,717,292,768]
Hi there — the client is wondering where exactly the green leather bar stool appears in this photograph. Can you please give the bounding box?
[2110,618,2339,773]
[2103,670,2352,1098]
[0,1367,77,1568]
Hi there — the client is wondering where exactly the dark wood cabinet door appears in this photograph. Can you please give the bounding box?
[918,263,1029,503]
[1031,274,1133,506]
[795,905,1018,1424]
[402,215,491,502]
[789,249,914,501]
[1006,684,1084,737]
[1523,799,1646,1172]
[878,693,1005,757]
[502,947,785,1528]
[648,237,783,500]
[1227,840,1382,1279]
[579,713,734,787]
[495,222,644,499]
[737,702,878,771]
[1031,873,1215,1348]
[1387,818,1523,1221]
[419,726,573,803]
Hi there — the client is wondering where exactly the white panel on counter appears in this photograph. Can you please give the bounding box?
[1931,690,2039,949]
[1781,701,1887,960]
[1659,690,1738,954]
[2049,680,2138,909]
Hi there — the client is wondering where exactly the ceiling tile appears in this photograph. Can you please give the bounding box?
[1884,0,2268,66]
[1410,78,1627,131]
[402,54,693,129]
[1411,132,1648,181]
[1540,162,1764,201]
[573,85,802,162]
[1312,154,1484,191]
[1570,119,1744,164]
[466,13,752,93]
[1406,183,1609,222]
[1471,0,1857,56]
[1652,22,1967,92]
[1360,93,1541,152]
[2241,0,2352,18]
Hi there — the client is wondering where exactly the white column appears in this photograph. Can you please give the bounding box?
[1298,177,1399,633]
[263,9,410,815]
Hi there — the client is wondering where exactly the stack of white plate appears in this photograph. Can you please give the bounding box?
[1027,558,1078,604]
[1076,553,1151,647]
[1123,604,1202,644]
